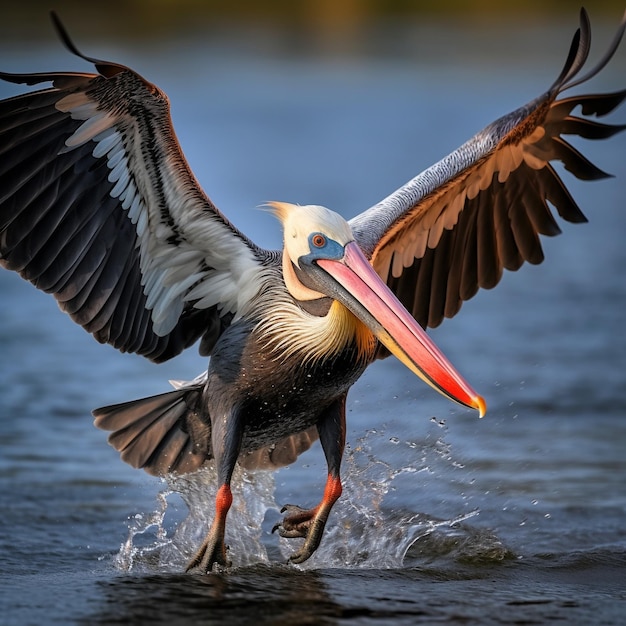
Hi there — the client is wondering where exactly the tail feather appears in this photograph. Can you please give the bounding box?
[93,385,210,476]
[105,394,185,452]
[94,377,320,476]
[239,426,319,471]
[136,422,198,477]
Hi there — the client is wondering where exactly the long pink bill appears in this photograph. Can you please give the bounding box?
[318,241,486,417]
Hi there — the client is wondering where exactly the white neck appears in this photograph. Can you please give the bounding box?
[282,249,325,302]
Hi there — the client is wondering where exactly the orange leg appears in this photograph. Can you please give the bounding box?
[273,396,346,564]
[274,473,343,563]
[186,405,243,573]
[186,484,233,572]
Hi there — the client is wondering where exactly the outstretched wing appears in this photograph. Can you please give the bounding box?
[350,9,626,330]
[0,15,273,363]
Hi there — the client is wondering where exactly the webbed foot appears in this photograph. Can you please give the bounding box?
[272,475,342,564]
[272,504,316,538]
[185,525,231,573]
[185,484,233,574]
[273,504,328,564]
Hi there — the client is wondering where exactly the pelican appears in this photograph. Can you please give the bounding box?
[1,9,624,573]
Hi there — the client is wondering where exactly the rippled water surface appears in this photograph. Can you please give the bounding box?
[1,15,625,625]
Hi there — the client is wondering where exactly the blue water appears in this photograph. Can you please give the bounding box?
[1,15,626,625]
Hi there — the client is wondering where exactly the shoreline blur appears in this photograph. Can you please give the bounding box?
[1,0,624,46]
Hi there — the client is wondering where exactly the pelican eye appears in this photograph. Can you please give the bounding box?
[311,233,327,248]
[302,232,344,264]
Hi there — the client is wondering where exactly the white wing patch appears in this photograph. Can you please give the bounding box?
[55,92,263,336]
[57,93,118,150]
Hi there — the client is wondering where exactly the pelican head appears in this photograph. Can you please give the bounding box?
[269,202,485,416]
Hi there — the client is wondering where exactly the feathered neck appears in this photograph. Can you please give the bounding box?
[253,283,375,367]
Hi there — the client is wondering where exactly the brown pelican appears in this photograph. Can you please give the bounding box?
[0,9,624,573]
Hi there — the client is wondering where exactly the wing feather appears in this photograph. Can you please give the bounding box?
[0,23,275,362]
[351,8,625,330]
[476,188,500,290]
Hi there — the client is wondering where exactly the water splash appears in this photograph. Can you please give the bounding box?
[115,489,173,571]
[115,463,278,572]
[282,424,481,570]
[115,423,507,572]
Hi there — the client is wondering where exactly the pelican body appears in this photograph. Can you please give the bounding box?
[0,10,624,572]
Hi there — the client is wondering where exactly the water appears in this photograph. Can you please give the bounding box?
[1,15,626,625]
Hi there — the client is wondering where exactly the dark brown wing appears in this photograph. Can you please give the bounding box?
[350,8,625,330]
[0,16,272,363]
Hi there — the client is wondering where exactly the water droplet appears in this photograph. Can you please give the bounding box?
[389,436,399,444]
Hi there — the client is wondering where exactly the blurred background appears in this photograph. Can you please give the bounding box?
[1,0,625,45]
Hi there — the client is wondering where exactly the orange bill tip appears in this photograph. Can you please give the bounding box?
[475,395,487,418]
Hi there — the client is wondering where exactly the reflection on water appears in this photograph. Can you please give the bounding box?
[81,548,626,626]
[84,567,345,626]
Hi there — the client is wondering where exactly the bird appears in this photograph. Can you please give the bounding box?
[0,8,624,573]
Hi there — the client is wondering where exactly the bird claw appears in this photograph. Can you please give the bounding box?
[272,504,315,538]
[185,534,231,573]
[272,503,326,564]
